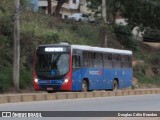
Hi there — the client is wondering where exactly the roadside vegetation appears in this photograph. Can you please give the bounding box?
[0,0,160,92]
[0,1,100,92]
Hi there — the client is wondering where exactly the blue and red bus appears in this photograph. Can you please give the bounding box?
[33,43,132,93]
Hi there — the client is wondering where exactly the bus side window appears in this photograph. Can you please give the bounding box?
[103,53,112,68]
[121,55,125,68]
[83,51,94,68]
[94,52,103,67]
[121,55,130,68]
[73,55,80,69]
[129,55,132,68]
[112,54,121,68]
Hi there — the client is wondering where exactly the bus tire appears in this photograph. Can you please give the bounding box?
[82,80,88,92]
[113,80,118,91]
[47,90,54,93]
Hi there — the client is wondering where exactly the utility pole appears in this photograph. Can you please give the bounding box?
[102,0,107,23]
[13,0,20,91]
[102,0,107,47]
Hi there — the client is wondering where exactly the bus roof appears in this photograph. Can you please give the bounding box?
[37,43,132,55]
[71,45,132,55]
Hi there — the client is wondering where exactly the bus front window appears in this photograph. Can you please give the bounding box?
[36,53,70,77]
[57,54,70,75]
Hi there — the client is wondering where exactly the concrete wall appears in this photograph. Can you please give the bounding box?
[0,89,160,104]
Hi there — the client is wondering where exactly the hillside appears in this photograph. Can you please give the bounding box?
[133,43,160,88]
[0,6,160,92]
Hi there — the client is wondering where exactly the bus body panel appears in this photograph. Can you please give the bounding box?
[72,69,82,91]
[39,79,63,91]
[123,68,132,88]
[103,69,125,89]
[37,72,73,91]
[80,68,104,90]
[72,68,133,90]
[115,69,123,88]
[103,69,113,89]
[36,68,133,91]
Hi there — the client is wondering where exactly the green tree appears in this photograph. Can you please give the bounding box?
[87,0,124,24]
[54,0,67,16]
[122,0,160,30]
[87,0,101,13]
[87,0,160,30]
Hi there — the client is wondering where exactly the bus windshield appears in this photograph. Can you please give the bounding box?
[36,53,70,77]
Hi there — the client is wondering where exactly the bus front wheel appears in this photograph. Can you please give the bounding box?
[82,80,88,92]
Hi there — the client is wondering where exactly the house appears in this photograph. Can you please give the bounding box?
[52,0,80,19]
[38,0,48,14]
[38,0,80,18]
[115,16,127,26]
[38,0,90,18]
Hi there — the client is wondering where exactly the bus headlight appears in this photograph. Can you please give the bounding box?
[34,78,38,83]
[64,76,70,84]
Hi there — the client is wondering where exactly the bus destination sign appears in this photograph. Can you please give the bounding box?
[45,47,64,52]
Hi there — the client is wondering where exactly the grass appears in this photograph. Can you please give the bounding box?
[0,65,13,92]
[133,63,160,88]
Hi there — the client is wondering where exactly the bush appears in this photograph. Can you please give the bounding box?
[20,69,33,89]
[41,31,60,43]
[143,29,160,42]
[68,24,99,45]
[134,64,160,87]
[113,25,132,36]
[133,65,148,84]
[0,66,13,92]
[113,25,139,51]
[148,53,160,75]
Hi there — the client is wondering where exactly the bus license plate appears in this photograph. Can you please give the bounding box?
[47,87,53,91]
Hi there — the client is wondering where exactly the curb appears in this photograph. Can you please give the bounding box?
[0,89,160,104]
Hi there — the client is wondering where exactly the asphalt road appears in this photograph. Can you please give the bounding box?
[0,94,160,120]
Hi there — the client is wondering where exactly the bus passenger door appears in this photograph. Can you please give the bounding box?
[72,55,82,91]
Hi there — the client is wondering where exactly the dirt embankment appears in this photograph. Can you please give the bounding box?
[132,42,160,87]
[143,42,160,49]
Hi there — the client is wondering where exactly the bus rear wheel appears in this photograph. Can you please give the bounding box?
[82,80,88,92]
[113,80,118,91]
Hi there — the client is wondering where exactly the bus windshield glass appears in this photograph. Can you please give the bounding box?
[36,53,70,76]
